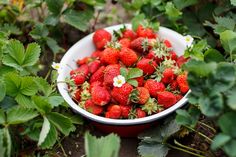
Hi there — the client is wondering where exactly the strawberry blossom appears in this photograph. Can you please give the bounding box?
[184,35,194,47]
[113,75,126,87]
[51,62,62,73]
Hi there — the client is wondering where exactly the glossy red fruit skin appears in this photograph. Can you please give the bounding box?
[136,108,146,118]
[89,66,105,83]
[164,39,172,48]
[135,76,144,87]
[122,29,137,41]
[71,64,89,85]
[106,105,122,119]
[175,94,183,101]
[130,37,146,53]
[136,87,150,104]
[93,29,112,50]
[111,83,133,105]
[84,99,103,115]
[136,58,157,75]
[88,60,101,74]
[91,50,103,58]
[157,91,177,109]
[91,85,111,106]
[169,51,178,61]
[120,105,131,118]
[103,64,120,87]
[136,25,156,39]
[146,50,163,64]
[144,79,165,97]
[119,38,131,48]
[177,55,189,67]
[170,80,178,91]
[176,73,189,94]
[101,48,120,65]
[161,68,175,84]
[76,57,91,66]
[119,47,138,66]
[73,89,81,101]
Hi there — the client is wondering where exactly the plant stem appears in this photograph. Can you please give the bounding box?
[44,69,51,80]
[57,139,67,157]
[166,143,205,157]
[185,125,213,143]
[198,121,216,133]
[174,140,205,154]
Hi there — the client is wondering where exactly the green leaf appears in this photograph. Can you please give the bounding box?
[85,132,120,157]
[226,85,236,110]
[223,139,236,157]
[47,112,74,136]
[220,30,236,54]
[23,43,41,67]
[15,94,33,108]
[127,79,138,87]
[0,109,5,124]
[0,96,17,111]
[199,93,223,117]
[4,73,21,97]
[120,67,128,78]
[131,13,145,31]
[176,110,193,126]
[204,49,225,62]
[7,106,38,124]
[48,96,64,107]
[20,77,38,96]
[38,117,50,146]
[165,2,182,21]
[127,68,143,79]
[32,96,52,114]
[211,133,231,150]
[68,115,83,125]
[39,123,57,149]
[0,23,22,36]
[138,142,169,157]
[231,0,236,6]
[30,24,49,39]
[63,8,94,31]
[34,77,53,97]
[0,128,11,157]
[218,112,236,138]
[44,15,59,26]
[45,0,64,15]
[173,0,198,10]
[0,79,6,101]
[46,37,63,54]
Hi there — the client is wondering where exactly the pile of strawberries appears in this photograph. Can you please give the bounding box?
[68,24,189,119]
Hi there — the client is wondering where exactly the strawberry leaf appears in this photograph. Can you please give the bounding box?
[120,67,128,79]
[127,79,138,87]
[0,79,6,102]
[32,96,52,114]
[127,68,143,80]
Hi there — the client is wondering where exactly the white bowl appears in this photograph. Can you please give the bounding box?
[57,24,189,125]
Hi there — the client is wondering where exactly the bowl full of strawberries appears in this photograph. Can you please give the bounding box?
[57,23,190,136]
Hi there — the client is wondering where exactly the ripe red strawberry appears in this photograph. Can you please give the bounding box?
[146,50,163,64]
[135,76,144,87]
[136,25,156,39]
[144,79,165,97]
[93,29,112,49]
[103,64,120,87]
[89,81,103,92]
[136,108,146,118]
[164,39,172,48]
[177,73,189,94]
[84,99,103,115]
[91,85,111,106]
[88,60,101,74]
[169,51,178,61]
[71,64,89,85]
[161,68,175,84]
[170,80,178,91]
[119,38,131,48]
[130,37,149,53]
[157,91,177,108]
[101,47,119,65]
[91,50,103,58]
[76,57,92,66]
[130,87,150,104]
[122,29,137,41]
[175,94,183,101]
[136,58,157,75]
[111,83,133,105]
[177,55,189,67]
[106,105,121,119]
[73,89,81,101]
[120,105,131,118]
[119,47,138,66]
[89,66,105,83]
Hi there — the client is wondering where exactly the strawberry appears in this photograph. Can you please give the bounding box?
[119,47,138,66]
[169,51,178,61]
[88,60,101,74]
[161,68,175,84]
[103,64,120,87]
[73,89,81,102]
[119,38,131,48]
[84,99,103,115]
[177,55,189,67]
[91,50,103,58]
[120,105,131,118]
[76,57,93,66]
[111,83,133,105]
[146,50,163,64]
[136,25,156,39]
[91,85,111,106]
[177,73,189,94]
[106,105,121,119]
[144,79,165,97]
[136,58,157,75]
[122,29,137,40]
[90,81,103,92]
[89,66,105,83]
[164,39,172,48]
[130,87,150,104]
[93,29,112,49]
[157,91,177,108]
[71,64,89,85]
[175,94,183,101]
[101,47,119,65]
[170,80,178,91]
[141,98,160,115]
[130,37,150,53]
[136,108,146,118]
[135,76,144,87]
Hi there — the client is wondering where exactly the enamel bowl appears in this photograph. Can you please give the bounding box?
[57,24,189,137]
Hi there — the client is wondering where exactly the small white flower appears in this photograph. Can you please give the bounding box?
[51,62,62,72]
[184,35,194,47]
[113,75,126,87]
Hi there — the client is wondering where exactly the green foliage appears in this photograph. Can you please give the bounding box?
[84,132,120,157]
[120,67,143,87]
